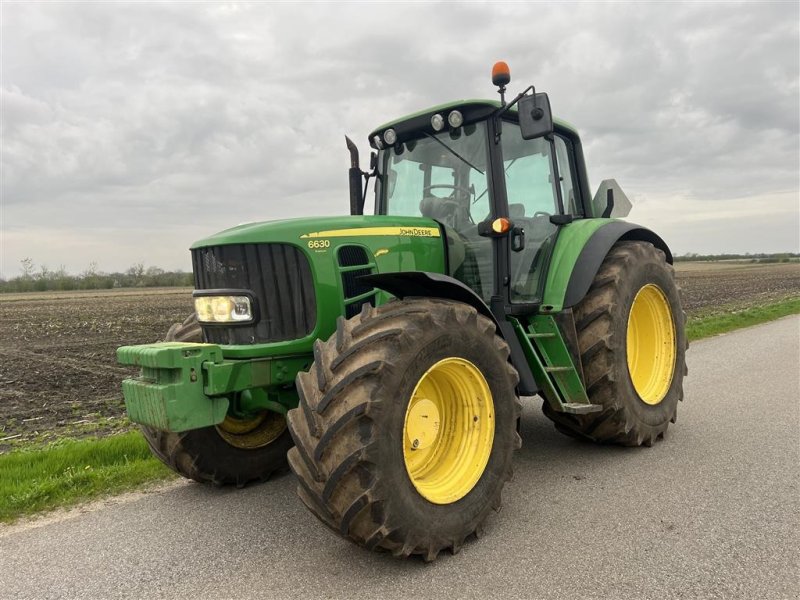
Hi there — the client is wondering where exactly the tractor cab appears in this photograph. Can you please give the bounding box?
[350,64,605,312]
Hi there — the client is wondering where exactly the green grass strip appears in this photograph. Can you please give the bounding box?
[0,431,175,523]
[687,297,800,342]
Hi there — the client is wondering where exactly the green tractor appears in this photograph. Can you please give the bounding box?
[118,62,687,560]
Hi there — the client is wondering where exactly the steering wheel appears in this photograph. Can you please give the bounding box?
[423,184,472,202]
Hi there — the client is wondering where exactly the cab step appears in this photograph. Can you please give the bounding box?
[511,315,596,415]
[561,403,603,415]
[527,332,555,339]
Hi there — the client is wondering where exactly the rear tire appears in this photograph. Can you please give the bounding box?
[140,313,292,486]
[542,241,688,446]
[287,299,521,560]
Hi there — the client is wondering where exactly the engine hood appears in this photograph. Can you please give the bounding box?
[191,215,443,249]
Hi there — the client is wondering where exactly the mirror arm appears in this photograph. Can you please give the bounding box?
[495,85,535,119]
[494,85,536,143]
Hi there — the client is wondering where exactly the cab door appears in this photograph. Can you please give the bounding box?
[499,121,579,304]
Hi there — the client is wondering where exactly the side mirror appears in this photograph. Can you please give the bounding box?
[518,93,553,140]
[591,179,632,218]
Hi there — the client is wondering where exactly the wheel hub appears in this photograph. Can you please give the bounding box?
[402,357,495,505]
[405,398,441,451]
[216,411,287,450]
[626,283,677,405]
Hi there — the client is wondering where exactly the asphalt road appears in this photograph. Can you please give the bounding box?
[2,316,798,600]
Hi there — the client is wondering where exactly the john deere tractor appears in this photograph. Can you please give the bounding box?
[118,62,687,560]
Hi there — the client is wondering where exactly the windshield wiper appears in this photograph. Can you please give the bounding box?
[423,132,484,175]
[472,158,519,204]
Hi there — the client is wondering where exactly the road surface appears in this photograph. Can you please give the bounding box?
[2,316,798,599]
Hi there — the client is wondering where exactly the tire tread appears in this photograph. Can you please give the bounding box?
[542,241,688,446]
[287,299,521,559]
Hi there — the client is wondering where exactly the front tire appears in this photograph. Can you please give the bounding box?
[140,313,293,486]
[543,241,688,446]
[287,299,521,560]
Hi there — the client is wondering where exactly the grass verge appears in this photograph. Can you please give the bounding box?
[2,297,798,524]
[0,431,175,524]
[686,296,800,342]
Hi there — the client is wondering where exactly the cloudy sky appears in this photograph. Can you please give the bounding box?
[2,1,798,277]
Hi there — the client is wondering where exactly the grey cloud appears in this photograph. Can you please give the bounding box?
[2,1,798,276]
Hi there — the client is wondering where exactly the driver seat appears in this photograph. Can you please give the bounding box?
[419,197,470,231]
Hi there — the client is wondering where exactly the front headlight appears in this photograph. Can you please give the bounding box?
[193,291,255,324]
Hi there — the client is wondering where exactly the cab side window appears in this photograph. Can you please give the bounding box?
[554,136,580,215]
[503,134,558,217]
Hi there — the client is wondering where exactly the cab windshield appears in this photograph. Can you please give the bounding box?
[378,122,494,299]
[380,122,491,230]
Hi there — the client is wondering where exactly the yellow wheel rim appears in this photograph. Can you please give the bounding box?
[626,284,677,405]
[402,357,494,505]
[216,411,286,450]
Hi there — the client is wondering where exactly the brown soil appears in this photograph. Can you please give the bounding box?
[674,261,800,314]
[1,262,798,451]
[0,288,192,450]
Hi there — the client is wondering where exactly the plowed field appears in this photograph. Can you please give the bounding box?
[1,262,798,450]
[0,288,192,450]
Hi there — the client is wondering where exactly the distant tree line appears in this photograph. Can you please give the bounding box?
[2,252,797,294]
[0,259,193,293]
[675,252,799,263]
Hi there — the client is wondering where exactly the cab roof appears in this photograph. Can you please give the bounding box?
[368,99,579,144]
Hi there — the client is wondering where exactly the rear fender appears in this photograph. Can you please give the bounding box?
[543,220,672,311]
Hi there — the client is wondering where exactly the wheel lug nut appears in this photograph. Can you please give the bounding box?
[411,439,420,449]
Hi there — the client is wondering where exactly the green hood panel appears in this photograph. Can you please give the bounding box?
[191,215,443,249]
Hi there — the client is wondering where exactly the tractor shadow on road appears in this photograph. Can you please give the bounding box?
[511,396,685,493]
[149,396,684,578]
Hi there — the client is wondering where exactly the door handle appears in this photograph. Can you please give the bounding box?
[511,226,525,252]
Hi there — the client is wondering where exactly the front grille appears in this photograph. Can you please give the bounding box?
[192,243,316,344]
